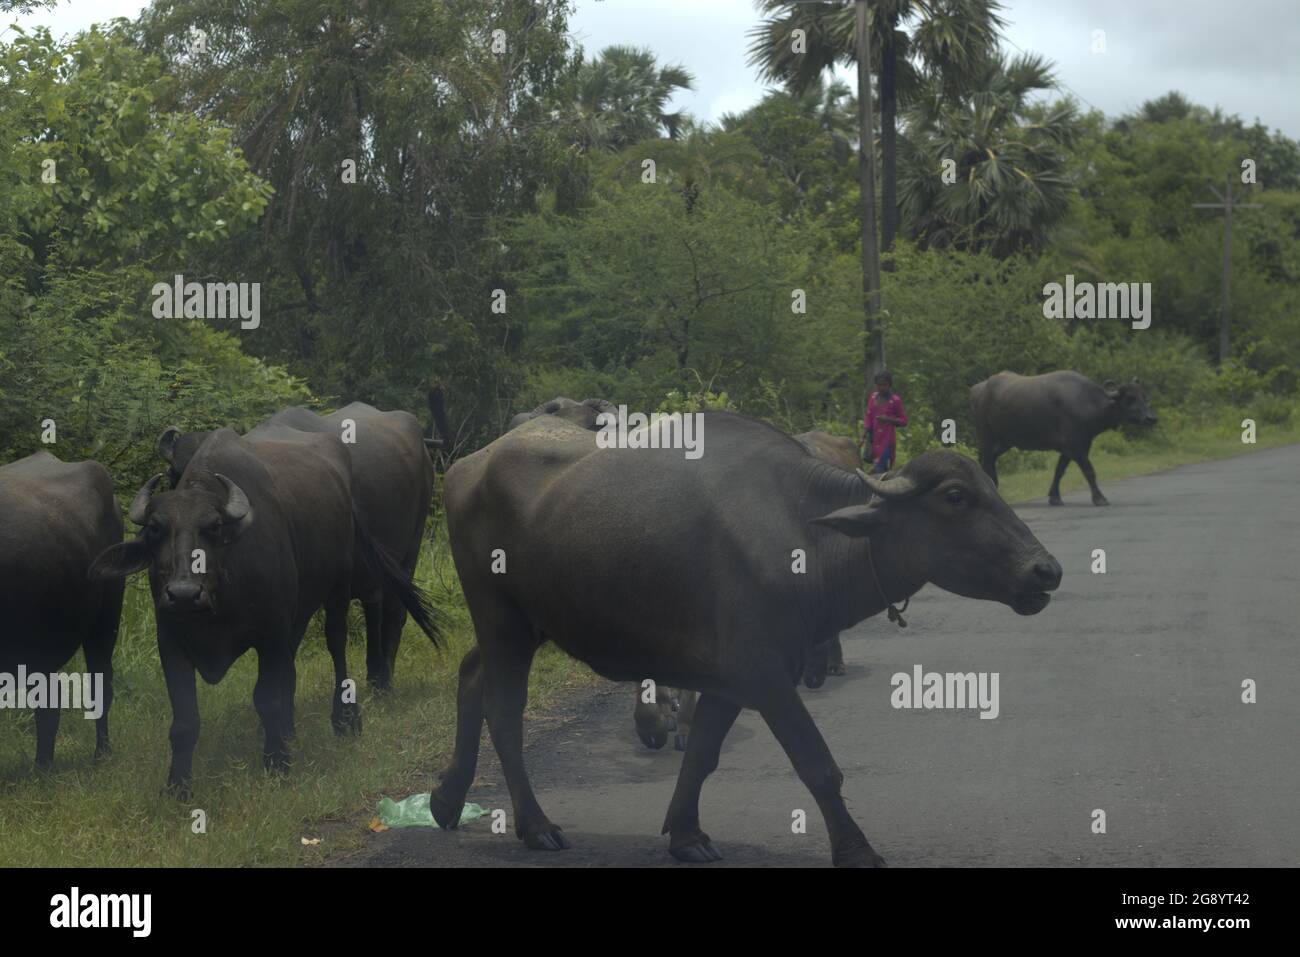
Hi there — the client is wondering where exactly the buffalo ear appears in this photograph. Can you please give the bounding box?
[89,540,151,580]
[810,500,888,538]
[158,426,182,464]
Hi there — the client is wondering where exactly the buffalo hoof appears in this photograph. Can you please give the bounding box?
[428,788,464,829]
[638,728,668,750]
[1092,494,1109,506]
[521,820,570,851]
[827,662,847,677]
[833,843,887,868]
[1048,495,1064,506]
[332,704,362,736]
[674,732,690,751]
[367,676,393,696]
[162,779,192,802]
[669,830,723,864]
[803,669,827,689]
[263,750,291,774]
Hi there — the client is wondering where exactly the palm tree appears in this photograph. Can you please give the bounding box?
[607,120,765,214]
[748,0,1005,251]
[896,52,1077,256]
[570,45,696,153]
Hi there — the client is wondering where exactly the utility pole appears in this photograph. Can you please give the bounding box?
[854,0,884,384]
[1192,172,1261,364]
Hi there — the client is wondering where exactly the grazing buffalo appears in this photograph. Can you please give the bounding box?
[970,371,1157,506]
[432,412,1061,866]
[506,397,617,433]
[0,453,124,768]
[795,430,860,472]
[158,394,444,690]
[91,428,439,795]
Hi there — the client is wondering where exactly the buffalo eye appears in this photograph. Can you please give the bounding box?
[203,520,223,538]
[944,487,967,507]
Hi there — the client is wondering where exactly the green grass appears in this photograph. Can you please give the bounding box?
[2,416,1295,866]
[0,525,595,867]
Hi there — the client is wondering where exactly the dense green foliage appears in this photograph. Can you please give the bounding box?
[2,0,1298,485]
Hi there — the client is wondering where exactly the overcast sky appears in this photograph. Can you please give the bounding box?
[7,0,1298,138]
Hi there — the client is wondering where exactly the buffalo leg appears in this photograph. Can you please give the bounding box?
[662,692,740,862]
[675,688,698,751]
[325,593,360,734]
[1076,448,1108,505]
[159,636,200,796]
[254,645,292,772]
[85,581,122,759]
[634,684,670,750]
[1048,454,1071,505]
[979,445,1000,486]
[429,646,485,829]
[803,644,829,688]
[757,679,885,867]
[479,623,566,850]
[380,593,408,686]
[362,599,389,691]
[826,634,845,676]
[33,705,61,770]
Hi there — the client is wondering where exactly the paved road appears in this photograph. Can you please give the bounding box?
[351,446,1300,867]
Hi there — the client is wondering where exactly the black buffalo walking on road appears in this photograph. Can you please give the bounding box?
[431,412,1061,867]
[91,427,439,795]
[0,452,124,768]
[970,371,1157,506]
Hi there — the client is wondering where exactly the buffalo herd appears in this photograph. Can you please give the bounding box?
[1,369,1155,865]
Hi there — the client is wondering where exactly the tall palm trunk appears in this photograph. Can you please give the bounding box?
[855,0,884,382]
[880,14,898,257]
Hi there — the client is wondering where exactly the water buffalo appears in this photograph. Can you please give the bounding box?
[506,397,617,433]
[432,411,1061,866]
[795,430,860,472]
[636,428,863,750]
[970,371,1157,506]
[91,427,439,795]
[159,396,442,690]
[0,453,124,768]
[794,430,863,687]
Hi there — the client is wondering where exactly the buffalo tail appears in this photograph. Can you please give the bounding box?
[352,508,444,647]
[425,385,452,450]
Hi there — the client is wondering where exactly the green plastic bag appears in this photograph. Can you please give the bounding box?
[377,793,487,828]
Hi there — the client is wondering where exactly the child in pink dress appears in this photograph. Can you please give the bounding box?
[860,370,908,473]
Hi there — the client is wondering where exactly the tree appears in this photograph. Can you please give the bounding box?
[896,51,1077,256]
[748,0,1005,251]
[569,45,695,152]
[131,0,581,437]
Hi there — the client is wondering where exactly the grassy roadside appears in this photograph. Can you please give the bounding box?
[1,419,1294,866]
[0,523,598,867]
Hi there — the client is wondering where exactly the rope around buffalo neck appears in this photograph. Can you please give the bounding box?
[866,536,909,628]
[857,467,909,627]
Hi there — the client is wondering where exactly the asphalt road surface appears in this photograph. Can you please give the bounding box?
[350,446,1300,868]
